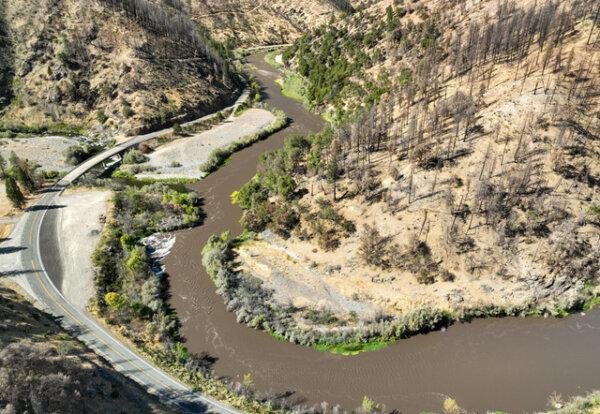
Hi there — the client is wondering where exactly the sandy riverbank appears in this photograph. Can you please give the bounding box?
[137,108,275,180]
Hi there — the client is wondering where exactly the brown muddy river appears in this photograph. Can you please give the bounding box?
[165,54,600,413]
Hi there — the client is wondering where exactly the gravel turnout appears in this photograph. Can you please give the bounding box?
[56,189,110,309]
[0,136,81,172]
[137,109,275,180]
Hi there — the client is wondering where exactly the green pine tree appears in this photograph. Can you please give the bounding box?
[9,152,36,193]
[5,176,25,209]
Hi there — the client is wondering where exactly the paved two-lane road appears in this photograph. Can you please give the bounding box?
[0,89,250,413]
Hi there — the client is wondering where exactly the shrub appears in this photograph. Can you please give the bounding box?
[63,143,102,165]
[439,270,456,282]
[122,149,148,164]
[105,292,127,311]
[317,227,340,251]
[417,270,435,285]
[303,308,338,325]
[359,224,388,267]
[587,204,600,226]
[172,122,183,135]
[95,110,108,124]
[122,105,133,118]
[269,202,299,237]
[240,205,270,232]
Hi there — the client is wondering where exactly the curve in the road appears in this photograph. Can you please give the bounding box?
[2,87,251,414]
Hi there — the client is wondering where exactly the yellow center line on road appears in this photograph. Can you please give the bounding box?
[27,206,162,390]
[29,258,153,384]
[28,212,36,246]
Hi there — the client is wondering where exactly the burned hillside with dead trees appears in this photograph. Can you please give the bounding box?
[0,0,238,136]
[217,0,600,349]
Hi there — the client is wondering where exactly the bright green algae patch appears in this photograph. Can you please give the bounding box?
[313,340,392,356]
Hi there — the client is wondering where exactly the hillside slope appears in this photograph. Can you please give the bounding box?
[211,0,600,349]
[0,0,236,136]
[0,280,173,413]
[187,0,353,48]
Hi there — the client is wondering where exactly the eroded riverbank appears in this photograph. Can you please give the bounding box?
[165,54,600,413]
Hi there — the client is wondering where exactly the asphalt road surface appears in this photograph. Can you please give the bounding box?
[0,88,249,413]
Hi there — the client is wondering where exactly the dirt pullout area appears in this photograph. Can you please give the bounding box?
[0,279,173,413]
[137,108,275,180]
[0,136,81,231]
[56,188,110,309]
[0,136,80,172]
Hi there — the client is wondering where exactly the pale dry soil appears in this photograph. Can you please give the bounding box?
[0,136,80,173]
[0,135,82,222]
[0,183,44,225]
[237,24,600,325]
[136,108,275,179]
[56,188,110,309]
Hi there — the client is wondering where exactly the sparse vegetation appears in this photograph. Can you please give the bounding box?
[200,107,288,174]
[122,149,149,164]
[0,282,171,413]
[0,0,239,135]
[216,0,600,356]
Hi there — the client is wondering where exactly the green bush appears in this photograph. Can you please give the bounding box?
[122,105,133,118]
[122,149,148,164]
[96,110,108,124]
[63,143,102,165]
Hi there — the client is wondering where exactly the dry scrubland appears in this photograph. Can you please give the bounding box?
[219,0,600,345]
[188,0,348,48]
[0,279,172,413]
[242,22,600,319]
[0,0,235,136]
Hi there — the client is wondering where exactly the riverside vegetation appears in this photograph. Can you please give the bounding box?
[202,0,600,355]
[200,106,288,174]
[89,172,331,413]
[89,174,252,409]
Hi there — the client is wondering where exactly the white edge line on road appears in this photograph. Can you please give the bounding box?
[27,88,255,413]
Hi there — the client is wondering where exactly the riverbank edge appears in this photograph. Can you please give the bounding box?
[87,181,283,414]
[89,308,283,414]
[200,106,289,175]
[203,231,600,356]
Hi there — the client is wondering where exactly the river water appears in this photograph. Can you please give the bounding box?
[165,54,600,413]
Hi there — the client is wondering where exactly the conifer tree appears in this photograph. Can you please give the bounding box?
[5,176,25,209]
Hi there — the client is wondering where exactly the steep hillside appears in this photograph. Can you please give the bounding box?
[186,0,354,48]
[0,280,173,413]
[209,0,600,350]
[0,0,237,136]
